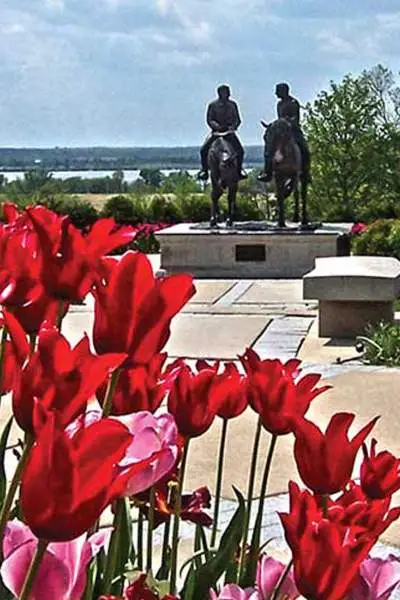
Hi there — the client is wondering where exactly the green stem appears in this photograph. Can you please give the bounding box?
[146,487,156,573]
[271,558,293,600]
[237,417,262,582]
[249,434,278,567]
[137,511,144,571]
[101,498,124,595]
[18,539,49,600]
[169,438,190,596]
[161,518,171,574]
[211,418,229,548]
[0,435,34,545]
[101,369,121,418]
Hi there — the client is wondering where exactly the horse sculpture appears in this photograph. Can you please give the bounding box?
[207,132,239,227]
[261,118,309,228]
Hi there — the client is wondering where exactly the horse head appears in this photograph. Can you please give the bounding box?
[213,135,238,189]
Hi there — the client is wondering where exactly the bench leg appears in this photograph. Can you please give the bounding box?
[318,300,394,338]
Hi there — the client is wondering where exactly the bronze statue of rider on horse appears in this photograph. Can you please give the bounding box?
[258,82,311,184]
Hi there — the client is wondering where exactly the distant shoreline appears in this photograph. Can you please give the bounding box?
[0,145,264,173]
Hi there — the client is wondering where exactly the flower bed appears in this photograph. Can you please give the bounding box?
[0,202,398,599]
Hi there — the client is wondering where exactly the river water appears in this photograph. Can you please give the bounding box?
[0,169,199,183]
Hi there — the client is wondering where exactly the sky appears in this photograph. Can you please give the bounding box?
[1,0,400,147]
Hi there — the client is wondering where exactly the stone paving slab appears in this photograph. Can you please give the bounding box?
[298,317,362,364]
[214,280,255,307]
[236,280,304,304]
[252,316,314,360]
[188,281,236,304]
[165,314,270,360]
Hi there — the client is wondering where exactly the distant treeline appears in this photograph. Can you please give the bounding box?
[0,145,264,171]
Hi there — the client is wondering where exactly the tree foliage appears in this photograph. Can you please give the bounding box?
[304,64,400,222]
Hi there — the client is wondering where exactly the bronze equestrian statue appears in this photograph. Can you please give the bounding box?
[198,85,247,226]
[258,83,311,227]
[258,82,311,184]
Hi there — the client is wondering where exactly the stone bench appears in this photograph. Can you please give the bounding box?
[303,256,400,338]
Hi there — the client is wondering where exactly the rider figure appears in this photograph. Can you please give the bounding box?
[258,82,311,182]
[197,85,247,181]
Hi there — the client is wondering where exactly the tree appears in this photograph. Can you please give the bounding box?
[138,168,164,189]
[304,66,400,222]
[160,171,201,194]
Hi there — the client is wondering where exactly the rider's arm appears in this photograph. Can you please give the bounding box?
[293,99,301,125]
[229,102,241,131]
[206,103,221,132]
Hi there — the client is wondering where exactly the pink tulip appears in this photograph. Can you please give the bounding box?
[209,584,258,599]
[1,520,111,600]
[117,410,179,495]
[68,409,179,496]
[256,555,300,599]
[349,555,400,600]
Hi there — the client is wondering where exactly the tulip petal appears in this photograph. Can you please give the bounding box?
[1,539,70,600]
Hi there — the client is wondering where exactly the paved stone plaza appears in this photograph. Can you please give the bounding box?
[3,258,400,591]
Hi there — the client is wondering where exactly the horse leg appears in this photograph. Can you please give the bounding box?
[226,184,238,226]
[293,182,300,222]
[210,181,222,226]
[300,175,308,226]
[276,175,286,228]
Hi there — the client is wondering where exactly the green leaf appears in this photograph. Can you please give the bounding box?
[0,418,13,510]
[111,498,132,596]
[180,487,245,600]
[155,544,171,581]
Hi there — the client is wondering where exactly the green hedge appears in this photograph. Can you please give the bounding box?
[4,191,266,233]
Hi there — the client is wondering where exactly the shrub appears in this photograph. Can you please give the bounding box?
[42,196,99,230]
[352,219,400,258]
[235,194,264,221]
[178,193,211,222]
[360,321,400,366]
[100,195,147,225]
[148,195,183,224]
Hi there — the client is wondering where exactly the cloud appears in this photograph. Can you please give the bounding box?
[43,0,65,10]
[1,0,400,146]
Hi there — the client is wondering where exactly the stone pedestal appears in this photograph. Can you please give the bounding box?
[155,222,350,279]
[303,256,400,338]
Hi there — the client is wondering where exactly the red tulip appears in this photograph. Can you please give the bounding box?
[140,481,212,528]
[0,311,29,395]
[292,412,379,494]
[239,348,330,435]
[1,202,21,224]
[125,574,178,599]
[280,481,400,600]
[21,408,159,541]
[167,362,220,438]
[215,362,248,420]
[27,209,94,302]
[10,291,62,335]
[360,438,400,499]
[333,481,400,534]
[85,218,136,260]
[0,221,43,309]
[27,208,136,303]
[92,251,195,364]
[96,353,171,415]
[8,319,126,434]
